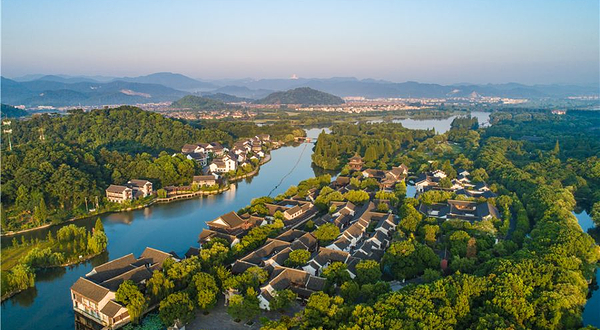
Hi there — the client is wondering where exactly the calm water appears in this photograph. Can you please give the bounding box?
[0,128,326,330]
[370,111,490,133]
[574,210,600,327]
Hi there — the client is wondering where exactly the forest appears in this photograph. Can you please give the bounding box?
[253,110,599,330]
[0,107,228,232]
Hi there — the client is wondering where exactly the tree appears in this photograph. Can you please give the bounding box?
[322,262,351,287]
[398,204,423,233]
[242,288,261,322]
[285,249,311,267]
[355,260,381,285]
[147,271,174,303]
[591,201,600,226]
[159,292,195,326]
[227,294,245,321]
[340,280,360,303]
[8,263,35,291]
[343,190,370,204]
[116,280,147,324]
[34,197,48,223]
[313,223,340,244]
[269,289,297,311]
[87,231,107,254]
[94,218,104,233]
[422,268,441,283]
[193,272,218,310]
[382,240,440,280]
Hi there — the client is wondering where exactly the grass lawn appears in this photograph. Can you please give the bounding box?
[1,240,55,271]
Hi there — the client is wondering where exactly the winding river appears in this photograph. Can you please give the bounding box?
[2,113,598,329]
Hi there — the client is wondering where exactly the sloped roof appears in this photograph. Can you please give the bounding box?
[71,278,110,303]
[100,300,126,318]
[87,254,136,283]
[106,185,130,194]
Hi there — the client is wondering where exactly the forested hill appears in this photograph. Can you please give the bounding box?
[170,95,239,111]
[255,87,345,105]
[1,104,28,118]
[0,106,234,232]
[2,106,231,154]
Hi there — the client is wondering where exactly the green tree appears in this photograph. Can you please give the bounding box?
[285,249,311,267]
[94,218,104,233]
[269,289,297,311]
[322,261,351,287]
[343,190,370,204]
[355,260,381,285]
[193,272,218,310]
[382,240,440,280]
[116,280,147,324]
[147,271,174,303]
[159,292,196,326]
[313,223,340,244]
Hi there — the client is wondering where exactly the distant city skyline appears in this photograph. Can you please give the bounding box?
[2,0,599,85]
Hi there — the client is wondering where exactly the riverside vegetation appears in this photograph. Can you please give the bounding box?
[1,219,107,301]
[0,106,305,233]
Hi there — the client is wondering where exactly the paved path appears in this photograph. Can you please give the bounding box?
[186,297,302,330]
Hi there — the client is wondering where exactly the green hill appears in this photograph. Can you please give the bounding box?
[170,95,239,111]
[1,104,28,118]
[255,87,344,105]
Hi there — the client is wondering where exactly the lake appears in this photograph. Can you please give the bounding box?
[370,111,490,133]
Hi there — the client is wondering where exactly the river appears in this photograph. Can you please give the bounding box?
[574,209,600,328]
[0,128,329,330]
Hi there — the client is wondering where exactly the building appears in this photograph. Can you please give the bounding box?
[127,180,153,197]
[192,175,217,187]
[71,248,174,330]
[418,200,500,222]
[209,154,237,173]
[257,267,326,310]
[206,211,260,236]
[105,185,133,203]
[348,155,364,171]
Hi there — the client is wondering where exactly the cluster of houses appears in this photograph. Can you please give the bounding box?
[414,168,500,222]
[184,160,409,311]
[70,247,177,329]
[181,134,271,174]
[78,154,505,328]
[105,134,273,203]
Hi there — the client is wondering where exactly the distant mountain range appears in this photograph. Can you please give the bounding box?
[255,87,344,105]
[2,72,598,108]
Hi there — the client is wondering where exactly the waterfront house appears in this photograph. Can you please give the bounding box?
[206,211,257,236]
[105,185,133,203]
[70,248,174,330]
[192,175,217,187]
[127,180,153,198]
[198,229,240,247]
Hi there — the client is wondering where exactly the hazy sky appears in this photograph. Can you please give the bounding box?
[2,0,599,84]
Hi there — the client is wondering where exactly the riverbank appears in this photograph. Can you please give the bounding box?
[0,130,324,330]
[1,153,274,237]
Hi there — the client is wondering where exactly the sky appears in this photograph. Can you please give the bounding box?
[1,0,599,85]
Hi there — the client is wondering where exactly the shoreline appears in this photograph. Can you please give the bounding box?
[1,152,273,237]
[1,251,105,302]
